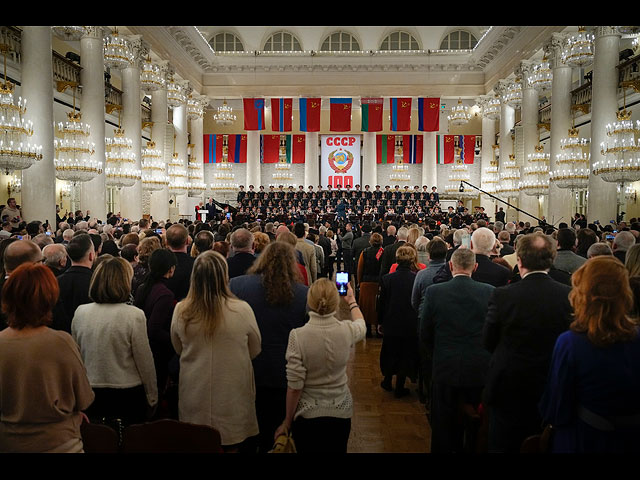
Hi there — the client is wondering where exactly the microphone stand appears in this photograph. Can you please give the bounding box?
[460,181,556,231]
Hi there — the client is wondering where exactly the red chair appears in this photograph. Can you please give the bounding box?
[121,419,224,453]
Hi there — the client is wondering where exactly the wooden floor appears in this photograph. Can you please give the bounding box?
[346,336,431,453]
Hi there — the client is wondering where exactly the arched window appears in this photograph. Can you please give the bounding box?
[380,31,420,51]
[320,31,361,52]
[439,30,478,50]
[263,31,302,52]
[208,32,244,52]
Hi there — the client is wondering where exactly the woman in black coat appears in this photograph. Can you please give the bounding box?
[357,232,384,337]
[378,244,420,398]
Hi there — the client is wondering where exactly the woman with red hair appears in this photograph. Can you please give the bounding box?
[540,256,640,452]
[0,263,94,453]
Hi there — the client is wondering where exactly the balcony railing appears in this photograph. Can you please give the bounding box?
[52,50,82,84]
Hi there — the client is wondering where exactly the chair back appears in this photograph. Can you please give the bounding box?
[80,421,120,453]
[121,419,224,453]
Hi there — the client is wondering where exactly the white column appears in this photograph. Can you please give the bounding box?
[588,26,621,224]
[520,62,542,223]
[119,35,143,221]
[479,113,497,215]
[496,80,517,223]
[422,132,437,188]
[304,132,319,187]
[548,33,575,227]
[79,27,106,221]
[149,63,169,222]
[246,131,260,189]
[362,132,377,189]
[173,99,189,217]
[20,26,56,226]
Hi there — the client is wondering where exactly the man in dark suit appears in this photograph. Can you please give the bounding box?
[226,228,256,279]
[420,247,495,453]
[495,207,506,224]
[433,227,510,287]
[205,197,219,221]
[165,223,195,302]
[497,230,515,257]
[382,224,397,247]
[379,226,408,277]
[483,233,573,453]
[52,234,95,333]
[351,223,372,281]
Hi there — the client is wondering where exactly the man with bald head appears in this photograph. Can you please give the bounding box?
[433,227,510,287]
[165,223,194,302]
[612,230,636,264]
[483,233,573,453]
[42,243,69,277]
[227,228,256,279]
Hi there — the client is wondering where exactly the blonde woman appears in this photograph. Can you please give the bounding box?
[275,279,366,453]
[72,256,157,426]
[171,250,261,452]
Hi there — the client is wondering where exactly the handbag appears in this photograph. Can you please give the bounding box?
[269,426,297,453]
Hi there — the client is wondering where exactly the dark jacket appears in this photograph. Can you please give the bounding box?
[165,251,194,302]
[352,233,371,272]
[483,272,573,411]
[52,265,93,333]
[359,245,384,283]
[433,253,510,288]
[379,240,406,278]
[229,273,308,389]
[227,251,256,279]
[378,265,418,338]
[420,275,495,387]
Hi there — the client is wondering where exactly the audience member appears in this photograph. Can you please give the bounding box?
[356,232,384,337]
[0,263,94,453]
[171,250,261,453]
[587,242,613,259]
[42,243,68,277]
[612,230,636,264]
[293,222,317,284]
[164,224,194,301]
[72,256,158,426]
[575,227,598,258]
[540,256,640,452]
[227,228,256,279]
[420,248,494,453]
[483,233,573,453]
[379,226,409,276]
[378,246,420,398]
[229,241,309,453]
[624,243,640,318]
[275,279,366,453]
[554,228,586,274]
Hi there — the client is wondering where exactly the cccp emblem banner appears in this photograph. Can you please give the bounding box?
[320,135,361,188]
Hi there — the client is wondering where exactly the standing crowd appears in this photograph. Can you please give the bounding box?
[0,199,639,453]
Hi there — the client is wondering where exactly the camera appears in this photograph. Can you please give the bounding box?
[336,272,349,296]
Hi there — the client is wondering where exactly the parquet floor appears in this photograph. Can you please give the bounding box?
[345,336,431,453]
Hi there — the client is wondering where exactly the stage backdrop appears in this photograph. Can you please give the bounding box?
[320,134,361,188]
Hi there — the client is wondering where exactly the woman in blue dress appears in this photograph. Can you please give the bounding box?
[539,256,640,453]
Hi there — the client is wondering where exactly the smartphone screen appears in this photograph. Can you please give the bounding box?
[461,234,471,249]
[336,272,349,296]
[156,229,163,234]
[226,213,231,219]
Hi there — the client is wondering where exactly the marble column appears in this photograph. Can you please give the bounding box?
[173,91,189,217]
[519,61,543,223]
[547,33,576,227]
[496,80,517,223]
[362,132,377,189]
[477,99,497,216]
[149,62,169,222]
[79,27,106,221]
[119,35,144,221]
[587,26,621,224]
[246,131,260,189]
[305,132,319,187]
[189,95,206,204]
[422,132,437,188]
[20,26,56,226]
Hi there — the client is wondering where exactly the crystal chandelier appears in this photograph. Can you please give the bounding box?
[166,76,186,107]
[103,28,134,70]
[168,133,188,195]
[595,107,640,184]
[445,147,477,199]
[141,139,168,192]
[528,58,553,92]
[213,100,236,126]
[481,95,501,121]
[209,182,239,192]
[561,27,595,67]
[0,44,42,174]
[188,156,206,197]
[51,26,88,41]
[482,162,499,194]
[447,98,471,126]
[520,146,549,196]
[496,154,520,199]
[54,85,100,184]
[502,78,522,109]
[187,95,205,120]
[105,120,140,189]
[140,57,165,93]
